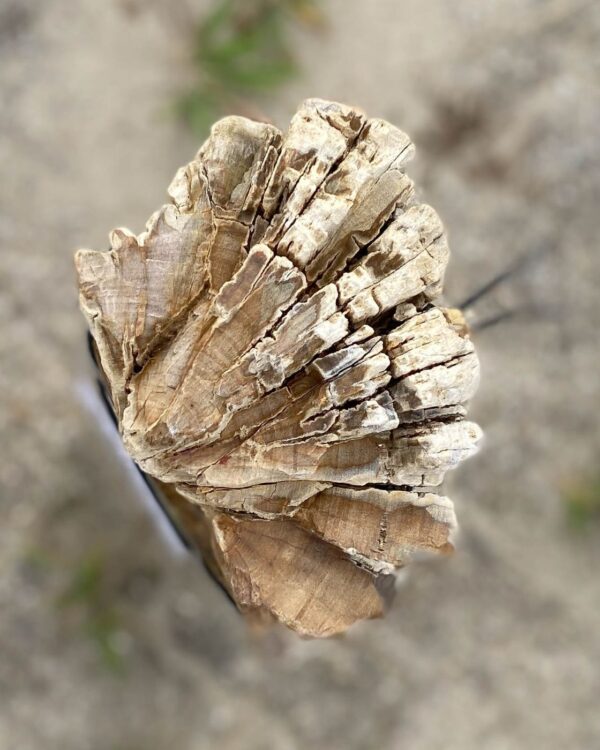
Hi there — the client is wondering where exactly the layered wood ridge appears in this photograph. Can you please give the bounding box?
[76,99,481,637]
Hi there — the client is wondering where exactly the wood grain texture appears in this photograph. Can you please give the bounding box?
[76,99,481,637]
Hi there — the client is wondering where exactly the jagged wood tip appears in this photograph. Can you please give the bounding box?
[76,99,481,637]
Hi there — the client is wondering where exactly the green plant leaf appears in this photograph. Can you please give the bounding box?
[58,553,103,607]
[564,476,600,529]
[178,0,318,135]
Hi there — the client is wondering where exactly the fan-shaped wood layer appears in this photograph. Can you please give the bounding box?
[76,99,481,636]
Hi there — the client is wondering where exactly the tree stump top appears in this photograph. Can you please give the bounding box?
[76,99,481,637]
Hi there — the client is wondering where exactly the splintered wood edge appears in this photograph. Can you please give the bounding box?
[76,99,481,637]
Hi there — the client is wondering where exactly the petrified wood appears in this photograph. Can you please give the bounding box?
[76,99,481,637]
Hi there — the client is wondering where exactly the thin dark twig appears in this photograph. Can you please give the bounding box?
[471,303,555,332]
[459,244,551,311]
[471,309,520,332]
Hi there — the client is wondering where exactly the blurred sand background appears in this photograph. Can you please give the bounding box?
[1,1,600,748]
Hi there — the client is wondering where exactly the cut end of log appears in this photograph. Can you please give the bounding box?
[76,99,481,637]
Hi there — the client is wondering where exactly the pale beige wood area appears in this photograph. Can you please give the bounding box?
[76,99,481,637]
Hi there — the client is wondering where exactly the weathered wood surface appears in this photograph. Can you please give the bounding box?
[76,99,481,637]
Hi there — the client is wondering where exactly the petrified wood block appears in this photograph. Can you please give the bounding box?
[76,99,481,637]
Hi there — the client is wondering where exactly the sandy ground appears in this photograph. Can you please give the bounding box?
[1,0,600,748]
